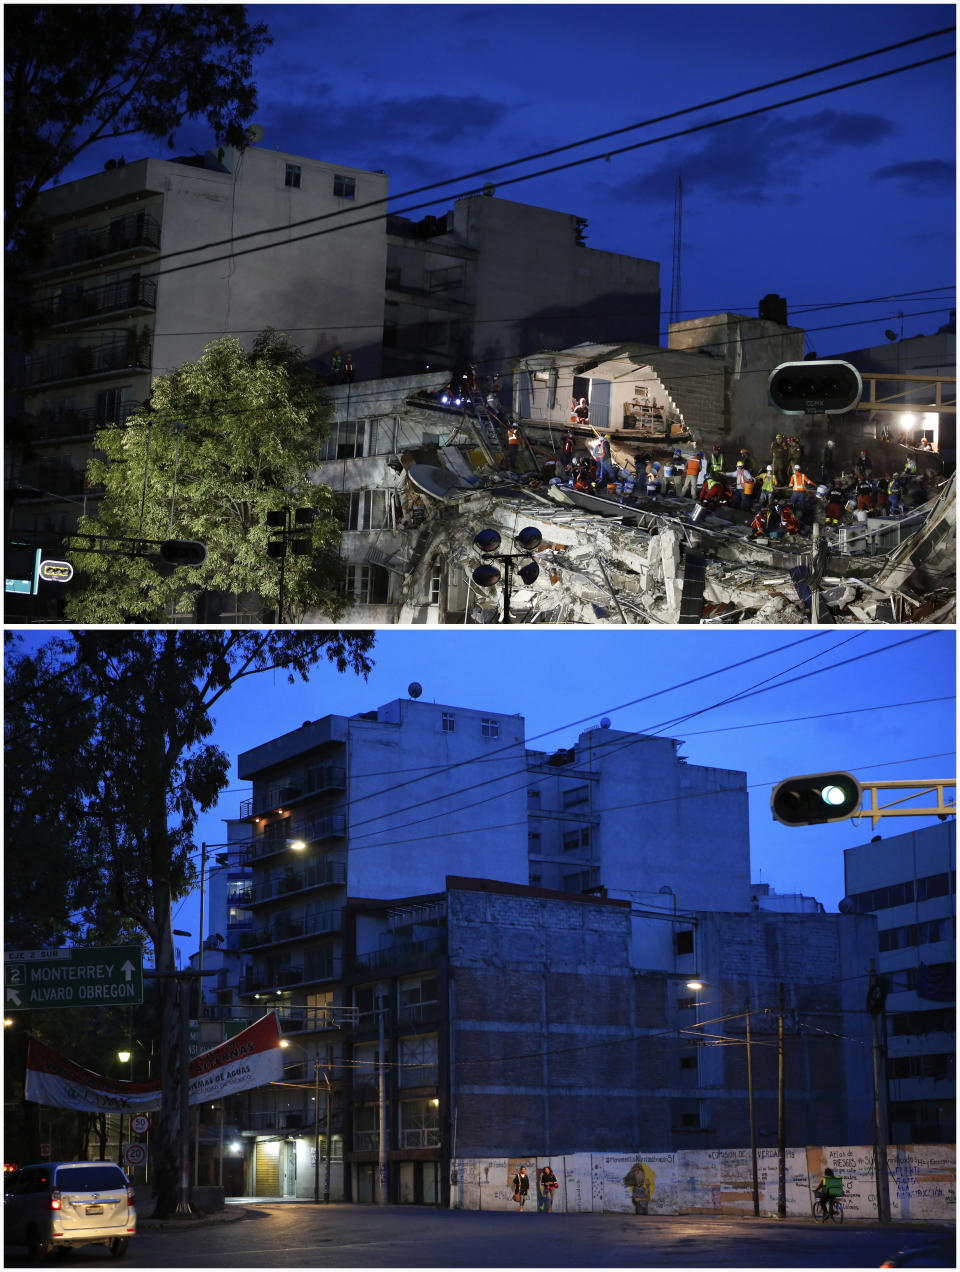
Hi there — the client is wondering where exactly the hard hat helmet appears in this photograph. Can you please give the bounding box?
[736,460,744,467]
[793,464,800,471]
[766,464,773,472]
[712,444,720,452]
[826,439,835,447]
[653,462,661,470]
[816,484,827,498]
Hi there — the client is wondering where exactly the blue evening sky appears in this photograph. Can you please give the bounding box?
[165,626,956,961]
[55,3,955,356]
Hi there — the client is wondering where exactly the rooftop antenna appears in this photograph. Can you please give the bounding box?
[669,172,683,332]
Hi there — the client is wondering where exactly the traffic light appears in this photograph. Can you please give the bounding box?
[768,360,863,415]
[159,539,208,568]
[770,771,862,825]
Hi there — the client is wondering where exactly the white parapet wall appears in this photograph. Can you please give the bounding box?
[451,1145,956,1223]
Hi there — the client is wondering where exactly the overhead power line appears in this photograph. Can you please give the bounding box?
[133,44,955,285]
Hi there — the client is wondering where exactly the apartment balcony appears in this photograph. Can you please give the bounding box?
[36,277,157,330]
[241,952,340,996]
[36,212,162,276]
[240,766,347,820]
[240,813,347,863]
[238,908,342,950]
[246,859,347,906]
[21,339,151,391]
[18,400,142,442]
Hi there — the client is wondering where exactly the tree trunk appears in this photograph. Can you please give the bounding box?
[149,880,184,1219]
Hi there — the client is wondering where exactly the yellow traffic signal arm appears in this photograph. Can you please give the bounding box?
[856,780,956,828]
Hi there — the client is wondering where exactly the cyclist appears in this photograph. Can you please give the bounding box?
[814,1167,844,1219]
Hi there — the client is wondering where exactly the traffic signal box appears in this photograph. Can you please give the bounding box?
[770,771,863,825]
[768,361,863,415]
[159,539,208,567]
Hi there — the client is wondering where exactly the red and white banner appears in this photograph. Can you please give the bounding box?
[25,1013,284,1113]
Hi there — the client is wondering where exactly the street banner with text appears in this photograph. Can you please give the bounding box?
[25,1013,283,1112]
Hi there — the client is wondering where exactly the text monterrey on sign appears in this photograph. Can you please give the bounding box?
[5,945,143,1009]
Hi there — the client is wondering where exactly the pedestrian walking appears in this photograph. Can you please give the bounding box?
[512,1166,530,1211]
[539,1165,559,1212]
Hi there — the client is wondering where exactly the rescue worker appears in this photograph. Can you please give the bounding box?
[561,429,574,466]
[593,434,614,487]
[709,444,725,474]
[739,445,758,475]
[506,423,520,471]
[732,460,754,510]
[855,449,872,481]
[819,437,837,484]
[779,502,802,537]
[888,474,902,516]
[645,461,662,500]
[874,474,890,516]
[855,475,874,513]
[572,397,590,424]
[787,464,815,510]
[699,471,724,503]
[771,433,789,486]
[749,504,780,540]
[758,465,777,508]
[342,352,355,382]
[330,348,343,378]
[680,450,701,499]
[824,479,847,527]
[787,435,803,468]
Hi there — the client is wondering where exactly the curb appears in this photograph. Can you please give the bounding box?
[137,1206,251,1231]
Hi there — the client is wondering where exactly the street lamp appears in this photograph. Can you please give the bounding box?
[280,1039,334,1204]
[685,980,759,1218]
[116,1048,133,1167]
[470,525,542,623]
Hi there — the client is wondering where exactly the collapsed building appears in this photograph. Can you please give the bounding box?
[310,351,956,626]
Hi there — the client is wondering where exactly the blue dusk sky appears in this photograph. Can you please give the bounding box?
[164,626,956,962]
[53,3,955,357]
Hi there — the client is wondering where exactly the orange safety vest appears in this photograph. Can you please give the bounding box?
[789,472,809,491]
[685,457,701,476]
[508,426,519,444]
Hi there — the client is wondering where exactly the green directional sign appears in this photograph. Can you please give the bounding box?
[4,945,143,1010]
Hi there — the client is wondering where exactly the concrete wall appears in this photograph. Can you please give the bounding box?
[450,1144,956,1221]
[344,701,530,899]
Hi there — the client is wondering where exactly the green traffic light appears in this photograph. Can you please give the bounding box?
[771,771,862,825]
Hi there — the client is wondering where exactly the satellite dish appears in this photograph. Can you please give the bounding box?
[600,717,611,729]
[884,330,897,342]
[408,682,422,699]
[245,123,265,144]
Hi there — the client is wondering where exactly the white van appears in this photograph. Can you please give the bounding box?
[4,1161,136,1259]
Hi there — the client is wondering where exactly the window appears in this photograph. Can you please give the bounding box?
[321,418,378,460]
[917,872,952,902]
[677,996,697,1011]
[429,571,442,605]
[562,828,590,854]
[562,784,589,809]
[562,868,599,893]
[675,930,695,956]
[341,565,389,605]
[398,974,438,1024]
[399,1098,440,1148]
[442,712,455,733]
[333,174,356,199]
[399,1034,438,1087]
[285,164,302,189]
[427,264,464,292]
[528,831,542,850]
[679,1054,698,1070]
[344,490,390,531]
[481,718,499,739]
[891,1008,953,1036]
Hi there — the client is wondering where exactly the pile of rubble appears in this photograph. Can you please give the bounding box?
[393,466,956,625]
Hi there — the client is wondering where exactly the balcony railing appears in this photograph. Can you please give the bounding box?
[400,1127,441,1148]
[37,277,157,327]
[239,908,342,949]
[18,400,143,441]
[247,859,347,905]
[240,767,347,819]
[22,339,151,389]
[242,952,340,994]
[353,938,444,975]
[242,815,347,862]
[43,212,162,272]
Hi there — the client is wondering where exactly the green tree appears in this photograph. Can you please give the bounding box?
[3,630,374,1216]
[64,331,346,623]
[4,4,271,248]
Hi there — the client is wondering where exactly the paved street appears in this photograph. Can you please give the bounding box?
[4,1203,954,1268]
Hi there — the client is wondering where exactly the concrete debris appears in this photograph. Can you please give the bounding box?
[386,449,955,624]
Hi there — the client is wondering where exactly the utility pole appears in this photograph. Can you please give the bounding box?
[324,1048,333,1204]
[313,1052,321,1205]
[745,998,759,1217]
[777,982,786,1219]
[868,964,892,1222]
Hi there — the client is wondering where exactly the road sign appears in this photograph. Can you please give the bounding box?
[4,945,143,1010]
[124,1143,147,1168]
[130,1113,150,1136]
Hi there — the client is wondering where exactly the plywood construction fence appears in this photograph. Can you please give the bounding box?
[450,1145,955,1223]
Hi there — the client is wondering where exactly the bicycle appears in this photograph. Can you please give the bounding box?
[813,1195,844,1223]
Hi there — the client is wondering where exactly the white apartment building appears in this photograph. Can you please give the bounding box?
[12,143,389,538]
[844,823,956,1144]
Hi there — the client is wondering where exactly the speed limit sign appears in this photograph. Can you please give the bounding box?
[130,1113,150,1135]
[124,1143,147,1168]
